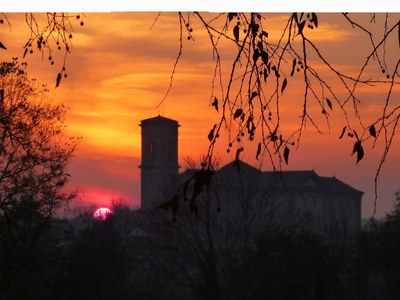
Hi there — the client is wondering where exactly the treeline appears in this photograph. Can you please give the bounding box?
[1,196,400,300]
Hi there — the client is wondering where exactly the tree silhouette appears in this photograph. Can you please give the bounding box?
[0,59,78,296]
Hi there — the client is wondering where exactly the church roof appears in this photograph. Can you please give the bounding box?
[180,160,363,197]
[140,115,179,127]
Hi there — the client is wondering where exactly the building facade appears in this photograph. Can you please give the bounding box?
[140,115,363,235]
[139,115,180,210]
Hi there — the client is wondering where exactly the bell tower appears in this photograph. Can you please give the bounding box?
[139,115,179,210]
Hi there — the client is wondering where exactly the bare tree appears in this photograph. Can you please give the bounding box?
[0,59,78,294]
[0,12,85,87]
[155,12,399,213]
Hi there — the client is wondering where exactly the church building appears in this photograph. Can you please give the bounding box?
[139,115,363,235]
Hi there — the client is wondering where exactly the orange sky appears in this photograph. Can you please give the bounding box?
[1,12,399,218]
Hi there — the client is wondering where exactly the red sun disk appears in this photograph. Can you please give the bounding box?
[93,207,113,221]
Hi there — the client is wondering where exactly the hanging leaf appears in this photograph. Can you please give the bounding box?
[298,20,306,35]
[228,13,237,22]
[283,146,290,165]
[261,50,268,65]
[233,25,240,43]
[369,124,377,138]
[339,126,347,139]
[281,78,288,94]
[352,140,364,164]
[250,91,258,101]
[55,72,62,88]
[311,13,318,28]
[22,48,28,58]
[256,142,261,160]
[263,68,268,82]
[212,97,219,112]
[326,98,333,110]
[208,124,216,142]
[261,30,268,38]
[252,49,260,63]
[234,108,243,119]
[290,58,297,76]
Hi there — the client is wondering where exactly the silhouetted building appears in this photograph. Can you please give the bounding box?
[139,115,179,210]
[211,161,363,235]
[139,115,362,235]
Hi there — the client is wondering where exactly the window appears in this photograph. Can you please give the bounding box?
[149,142,154,160]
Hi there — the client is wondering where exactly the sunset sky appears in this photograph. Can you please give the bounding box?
[1,12,399,218]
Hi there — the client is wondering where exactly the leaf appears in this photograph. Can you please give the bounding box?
[252,50,260,63]
[326,98,333,110]
[208,124,216,142]
[234,108,243,119]
[55,72,62,88]
[283,146,290,165]
[228,12,237,22]
[22,48,28,58]
[298,20,306,35]
[369,125,377,138]
[256,142,261,160]
[212,97,219,112]
[311,13,318,28]
[352,140,364,164]
[281,78,288,94]
[339,126,347,139]
[261,50,268,65]
[250,91,258,101]
[261,30,268,38]
[0,41,6,50]
[290,58,297,76]
[233,25,240,43]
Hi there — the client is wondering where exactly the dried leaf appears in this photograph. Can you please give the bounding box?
[326,98,333,110]
[252,50,260,63]
[234,108,243,119]
[339,126,347,139]
[311,13,318,28]
[233,25,240,43]
[290,58,297,76]
[352,140,364,164]
[250,91,258,101]
[208,124,216,142]
[212,97,219,112]
[22,48,28,58]
[261,50,268,65]
[281,78,288,94]
[256,142,261,160]
[228,13,237,22]
[283,146,290,165]
[55,72,62,88]
[369,125,377,138]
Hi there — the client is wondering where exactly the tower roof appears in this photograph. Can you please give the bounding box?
[140,115,179,127]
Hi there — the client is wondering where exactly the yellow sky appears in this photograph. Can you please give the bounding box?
[1,12,399,217]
